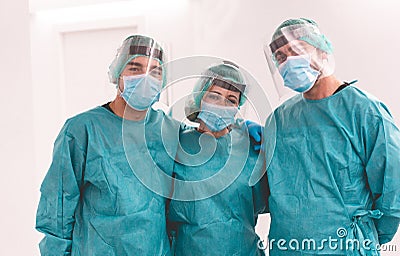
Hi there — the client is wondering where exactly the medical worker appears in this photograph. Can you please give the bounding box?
[263,18,400,255]
[168,61,268,255]
[36,35,180,255]
[35,35,262,255]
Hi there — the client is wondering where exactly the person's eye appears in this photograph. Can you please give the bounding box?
[153,68,162,76]
[275,52,287,64]
[205,93,222,103]
[275,54,286,64]
[208,94,219,100]
[129,67,140,72]
[289,48,300,56]
[228,98,238,105]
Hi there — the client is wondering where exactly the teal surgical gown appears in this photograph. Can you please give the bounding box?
[263,86,400,255]
[168,128,268,255]
[36,106,180,255]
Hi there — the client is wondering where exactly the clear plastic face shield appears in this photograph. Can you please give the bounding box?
[202,89,239,108]
[183,61,247,127]
[120,56,273,201]
[194,76,244,132]
[264,24,335,100]
[108,35,166,110]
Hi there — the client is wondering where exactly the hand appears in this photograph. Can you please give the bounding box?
[245,120,263,151]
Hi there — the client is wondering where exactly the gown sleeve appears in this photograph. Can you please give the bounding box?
[35,121,86,255]
[364,104,400,244]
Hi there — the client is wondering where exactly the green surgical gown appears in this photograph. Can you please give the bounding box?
[169,128,268,255]
[263,86,400,255]
[36,106,180,255]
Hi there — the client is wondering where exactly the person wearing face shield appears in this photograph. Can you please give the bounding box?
[35,35,264,255]
[262,18,400,255]
[168,61,269,255]
[35,35,181,255]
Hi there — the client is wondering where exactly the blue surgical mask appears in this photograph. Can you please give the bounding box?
[278,55,320,93]
[197,101,238,132]
[120,74,162,111]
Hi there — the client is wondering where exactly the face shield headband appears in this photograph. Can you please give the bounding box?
[129,45,164,63]
[269,25,322,53]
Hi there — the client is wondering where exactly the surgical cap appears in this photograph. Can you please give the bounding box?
[271,18,333,54]
[108,35,165,84]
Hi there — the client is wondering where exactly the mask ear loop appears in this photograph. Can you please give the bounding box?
[308,47,320,70]
[310,47,335,80]
[117,75,124,97]
[306,47,325,83]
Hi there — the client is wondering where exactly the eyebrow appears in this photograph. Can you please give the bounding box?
[127,61,162,71]
[228,95,239,102]
[127,61,143,67]
[277,45,294,54]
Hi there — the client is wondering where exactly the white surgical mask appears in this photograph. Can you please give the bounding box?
[278,55,320,93]
[197,101,238,132]
[120,74,162,111]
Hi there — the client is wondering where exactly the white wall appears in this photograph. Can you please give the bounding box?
[192,0,400,122]
[1,0,398,254]
[0,0,38,255]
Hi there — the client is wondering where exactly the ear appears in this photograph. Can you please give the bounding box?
[117,77,125,93]
[321,51,328,60]
[315,48,328,60]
